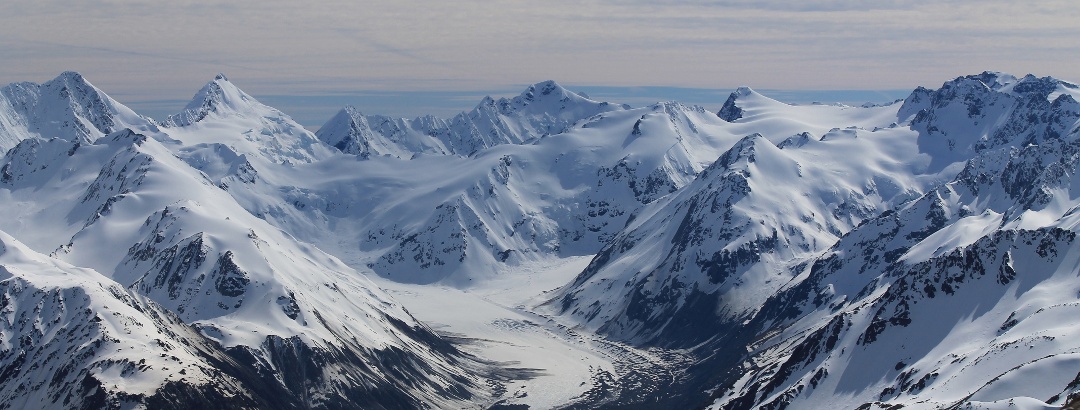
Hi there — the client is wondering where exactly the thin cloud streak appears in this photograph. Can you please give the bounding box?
[1,0,1077,119]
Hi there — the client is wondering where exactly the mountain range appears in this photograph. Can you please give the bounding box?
[1,70,1079,409]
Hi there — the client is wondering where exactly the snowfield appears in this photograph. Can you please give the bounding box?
[2,70,1080,408]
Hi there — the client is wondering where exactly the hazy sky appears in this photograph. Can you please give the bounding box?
[2,1,1078,124]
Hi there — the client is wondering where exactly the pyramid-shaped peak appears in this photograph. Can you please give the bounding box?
[199,73,250,101]
[161,74,261,127]
[717,86,781,122]
[699,132,776,178]
[43,71,102,94]
[189,74,255,111]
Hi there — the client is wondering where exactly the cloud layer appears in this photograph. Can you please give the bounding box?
[2,1,1077,118]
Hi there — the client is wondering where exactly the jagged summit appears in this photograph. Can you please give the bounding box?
[895,69,1080,172]
[958,71,1018,90]
[161,73,259,127]
[927,71,1077,102]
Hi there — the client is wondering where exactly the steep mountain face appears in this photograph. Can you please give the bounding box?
[0,231,296,409]
[316,80,628,159]
[0,71,155,152]
[904,72,1080,171]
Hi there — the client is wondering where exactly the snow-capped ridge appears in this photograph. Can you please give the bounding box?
[0,71,154,152]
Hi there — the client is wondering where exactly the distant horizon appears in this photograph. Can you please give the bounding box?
[4,1,1076,129]
[107,79,912,129]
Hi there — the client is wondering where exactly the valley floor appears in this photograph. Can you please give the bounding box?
[371,256,691,409]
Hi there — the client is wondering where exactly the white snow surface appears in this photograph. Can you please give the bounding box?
[3,70,1080,408]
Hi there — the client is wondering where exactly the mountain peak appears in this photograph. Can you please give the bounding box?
[501,80,593,113]
[189,73,256,109]
[161,74,259,127]
[43,71,102,97]
[54,71,89,85]
[717,87,757,122]
[527,80,570,98]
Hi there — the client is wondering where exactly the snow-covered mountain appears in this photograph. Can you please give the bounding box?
[553,72,1080,408]
[0,71,156,152]
[0,73,488,409]
[225,83,907,286]
[704,73,1080,409]
[0,230,292,409]
[4,70,1080,409]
